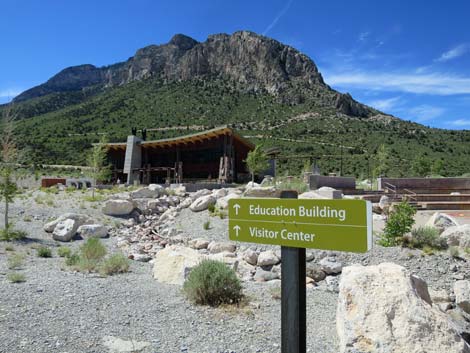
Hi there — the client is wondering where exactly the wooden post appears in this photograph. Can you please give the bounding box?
[280,190,306,353]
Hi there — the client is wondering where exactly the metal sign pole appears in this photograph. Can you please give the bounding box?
[280,190,306,353]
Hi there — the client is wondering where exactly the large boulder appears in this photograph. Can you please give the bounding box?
[216,193,241,209]
[130,185,163,199]
[189,195,216,212]
[242,249,258,266]
[190,189,212,201]
[52,219,79,242]
[244,186,278,198]
[337,263,469,353]
[44,213,94,233]
[76,224,108,239]
[102,199,135,216]
[455,280,470,314]
[306,263,326,282]
[152,246,202,285]
[207,241,236,254]
[426,212,459,234]
[441,224,470,247]
[257,250,280,266]
[319,257,343,274]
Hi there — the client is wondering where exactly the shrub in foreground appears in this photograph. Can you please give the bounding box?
[99,253,130,276]
[0,227,27,241]
[404,226,447,250]
[7,253,25,269]
[8,272,26,283]
[183,260,243,307]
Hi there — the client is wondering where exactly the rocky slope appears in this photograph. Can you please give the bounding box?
[14,31,373,117]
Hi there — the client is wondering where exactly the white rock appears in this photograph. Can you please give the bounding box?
[243,249,258,266]
[179,197,193,209]
[130,186,161,199]
[319,257,343,274]
[102,199,135,216]
[189,238,210,250]
[152,245,202,285]
[245,181,260,188]
[77,224,108,239]
[337,263,469,353]
[132,253,152,262]
[257,250,280,266]
[429,288,451,304]
[208,241,236,254]
[316,186,342,199]
[190,189,212,201]
[102,336,151,353]
[441,224,470,247]
[379,195,391,210]
[244,186,277,198]
[216,193,241,209]
[52,219,79,242]
[426,212,459,233]
[189,195,216,212]
[299,191,325,199]
[171,185,186,197]
[44,213,93,232]
[455,280,470,314]
[212,188,227,199]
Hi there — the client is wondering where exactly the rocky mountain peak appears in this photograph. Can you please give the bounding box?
[169,34,199,50]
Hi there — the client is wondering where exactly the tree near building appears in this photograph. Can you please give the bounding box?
[373,144,391,178]
[245,144,269,183]
[411,154,431,177]
[87,135,111,199]
[0,107,22,239]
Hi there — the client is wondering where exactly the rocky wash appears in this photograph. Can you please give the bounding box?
[249,205,347,222]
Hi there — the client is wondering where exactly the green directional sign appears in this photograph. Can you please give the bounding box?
[228,198,372,252]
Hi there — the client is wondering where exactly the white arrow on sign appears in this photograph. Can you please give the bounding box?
[233,225,241,237]
[233,203,241,215]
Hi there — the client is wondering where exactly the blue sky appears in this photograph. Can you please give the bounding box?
[1,0,469,129]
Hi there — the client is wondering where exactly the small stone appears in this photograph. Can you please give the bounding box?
[257,250,280,266]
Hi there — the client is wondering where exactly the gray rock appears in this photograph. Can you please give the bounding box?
[77,224,108,238]
[318,257,342,274]
[44,213,94,232]
[306,263,326,282]
[188,238,210,250]
[254,268,279,282]
[257,250,280,266]
[441,224,470,247]
[52,219,79,242]
[102,335,151,352]
[207,241,236,254]
[242,249,258,266]
[426,212,459,234]
[455,280,470,314]
[189,195,216,212]
[102,199,135,216]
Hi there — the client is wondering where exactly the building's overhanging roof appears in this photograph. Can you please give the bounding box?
[105,126,255,151]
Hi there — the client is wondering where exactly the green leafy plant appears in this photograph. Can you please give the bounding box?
[7,272,26,283]
[379,200,416,247]
[36,246,52,258]
[0,227,26,241]
[99,253,130,276]
[207,203,216,214]
[65,252,80,266]
[77,238,107,272]
[87,135,112,199]
[57,246,72,258]
[203,220,211,230]
[183,260,243,306]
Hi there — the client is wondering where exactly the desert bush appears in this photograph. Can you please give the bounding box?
[203,220,211,230]
[99,253,130,276]
[57,246,72,258]
[0,227,26,241]
[65,252,80,266]
[7,253,25,269]
[5,244,14,251]
[80,238,106,262]
[379,200,416,247]
[404,226,447,250]
[7,272,26,283]
[183,260,243,306]
[36,246,52,258]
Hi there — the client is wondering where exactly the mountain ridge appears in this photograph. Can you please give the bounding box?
[13,31,374,118]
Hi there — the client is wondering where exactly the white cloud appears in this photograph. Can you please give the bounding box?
[358,31,370,42]
[435,44,469,62]
[450,119,470,127]
[324,71,470,95]
[0,88,22,98]
[262,0,294,35]
[409,105,445,122]
[368,96,401,111]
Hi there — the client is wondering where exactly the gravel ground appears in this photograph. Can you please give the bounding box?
[1,188,469,353]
